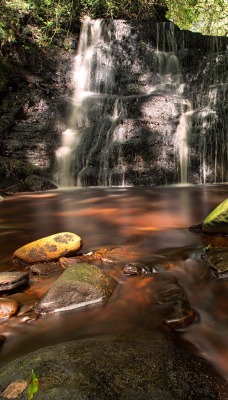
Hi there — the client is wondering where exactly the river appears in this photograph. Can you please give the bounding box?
[0,185,228,380]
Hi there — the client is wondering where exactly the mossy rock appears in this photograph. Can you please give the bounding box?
[202,199,228,234]
[35,263,118,313]
[23,175,57,191]
[0,336,227,399]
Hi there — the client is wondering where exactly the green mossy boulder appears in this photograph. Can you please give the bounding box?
[202,199,228,234]
[35,263,118,314]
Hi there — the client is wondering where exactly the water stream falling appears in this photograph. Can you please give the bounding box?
[56,17,114,187]
[56,19,227,187]
[175,100,193,183]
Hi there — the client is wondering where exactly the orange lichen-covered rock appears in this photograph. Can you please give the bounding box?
[13,232,83,264]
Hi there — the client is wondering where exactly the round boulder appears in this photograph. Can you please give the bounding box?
[0,337,227,399]
[13,232,83,264]
[0,298,19,318]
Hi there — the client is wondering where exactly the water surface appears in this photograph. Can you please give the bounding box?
[0,185,228,379]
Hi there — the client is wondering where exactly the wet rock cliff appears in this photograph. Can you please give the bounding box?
[0,20,227,191]
[0,36,77,192]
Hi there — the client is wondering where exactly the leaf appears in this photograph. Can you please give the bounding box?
[27,370,39,400]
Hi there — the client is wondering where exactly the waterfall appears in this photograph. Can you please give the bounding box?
[175,101,193,184]
[55,20,227,187]
[56,17,114,187]
[98,98,125,186]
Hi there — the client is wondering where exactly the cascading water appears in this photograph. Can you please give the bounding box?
[175,100,193,184]
[56,19,228,187]
[181,36,228,184]
[56,17,114,187]
[155,23,190,183]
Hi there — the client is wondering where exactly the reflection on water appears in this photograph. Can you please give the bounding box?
[0,185,228,379]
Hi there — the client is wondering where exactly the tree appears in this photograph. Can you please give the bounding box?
[166,0,228,36]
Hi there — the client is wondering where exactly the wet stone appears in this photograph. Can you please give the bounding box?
[152,274,196,329]
[13,232,83,264]
[202,247,228,278]
[29,262,64,276]
[123,262,151,275]
[0,298,19,318]
[0,336,227,400]
[8,293,37,316]
[0,271,29,292]
[35,263,118,314]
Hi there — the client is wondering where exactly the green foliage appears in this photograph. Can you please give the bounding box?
[166,0,228,36]
[0,0,227,49]
[28,369,39,400]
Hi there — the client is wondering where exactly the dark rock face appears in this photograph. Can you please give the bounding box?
[0,21,227,189]
[0,42,76,192]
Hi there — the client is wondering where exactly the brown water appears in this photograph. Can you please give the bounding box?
[0,185,228,379]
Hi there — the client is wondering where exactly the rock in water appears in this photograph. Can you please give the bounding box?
[35,263,118,314]
[0,337,227,400]
[13,232,83,264]
[152,274,196,329]
[202,247,228,278]
[0,271,29,292]
[123,262,151,275]
[0,298,19,318]
[202,199,228,234]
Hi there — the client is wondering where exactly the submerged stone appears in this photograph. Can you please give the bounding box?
[0,336,227,400]
[0,271,29,292]
[152,274,196,329]
[35,263,118,314]
[8,293,37,316]
[202,199,228,234]
[13,232,83,264]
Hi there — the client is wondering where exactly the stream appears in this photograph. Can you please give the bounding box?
[0,184,228,382]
